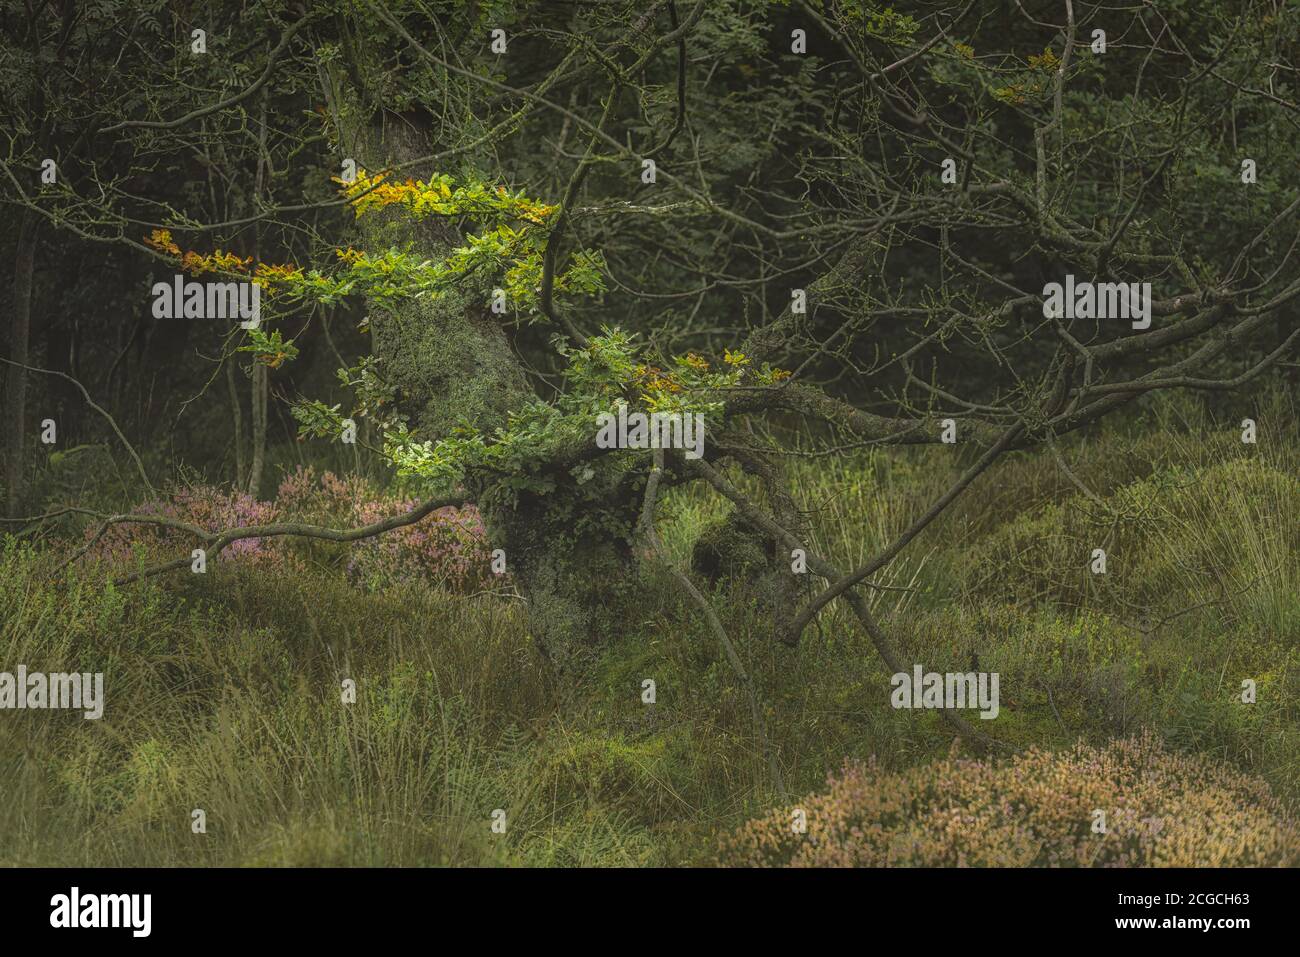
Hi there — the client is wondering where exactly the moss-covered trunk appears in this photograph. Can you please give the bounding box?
[344,109,639,670]
[480,484,647,672]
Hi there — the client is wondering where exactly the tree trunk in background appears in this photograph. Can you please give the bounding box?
[4,212,36,519]
[248,361,267,498]
[246,89,270,500]
[227,358,246,489]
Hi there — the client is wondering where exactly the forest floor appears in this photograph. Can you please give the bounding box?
[2,390,1297,866]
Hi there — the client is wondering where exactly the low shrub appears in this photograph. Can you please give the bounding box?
[83,468,496,592]
[719,731,1299,867]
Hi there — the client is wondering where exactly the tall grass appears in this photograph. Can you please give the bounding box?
[2,389,1296,865]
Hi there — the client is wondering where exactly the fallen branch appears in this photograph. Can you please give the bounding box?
[47,493,469,585]
[686,457,1009,750]
[785,418,1028,645]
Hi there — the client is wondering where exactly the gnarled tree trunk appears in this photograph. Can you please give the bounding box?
[346,109,644,672]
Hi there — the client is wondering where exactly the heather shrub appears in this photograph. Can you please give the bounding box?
[84,469,496,592]
[719,732,1299,867]
[275,467,496,591]
[90,484,284,567]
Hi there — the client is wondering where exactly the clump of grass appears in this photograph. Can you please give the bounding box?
[955,458,1299,623]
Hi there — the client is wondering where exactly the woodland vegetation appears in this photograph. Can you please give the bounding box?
[1,0,1297,866]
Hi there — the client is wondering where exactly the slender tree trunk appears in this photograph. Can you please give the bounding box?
[4,211,37,519]
[227,357,246,488]
[248,362,267,498]
[246,86,270,499]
